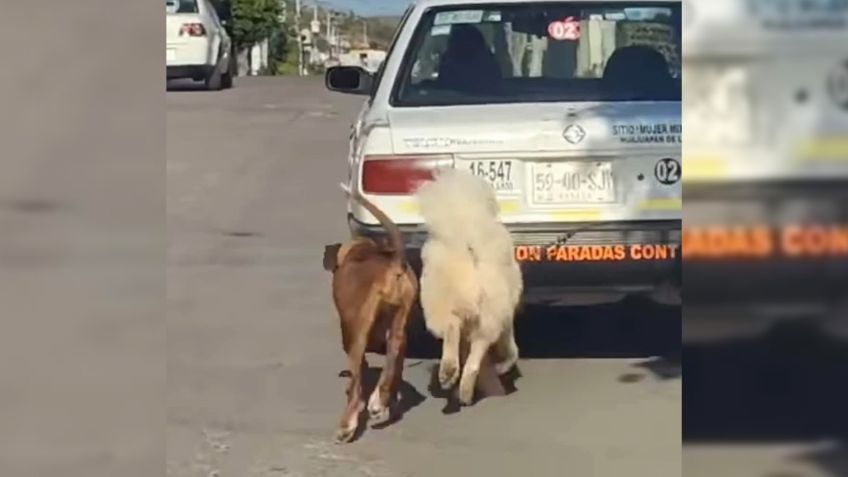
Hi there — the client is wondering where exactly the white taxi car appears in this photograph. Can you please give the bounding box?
[166,0,234,90]
[326,0,682,305]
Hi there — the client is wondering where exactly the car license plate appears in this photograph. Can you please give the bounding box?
[530,161,615,204]
[166,49,176,61]
[466,160,517,193]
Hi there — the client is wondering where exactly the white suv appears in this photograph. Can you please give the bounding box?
[166,0,234,90]
[327,0,682,305]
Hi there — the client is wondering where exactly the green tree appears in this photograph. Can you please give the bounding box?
[267,24,296,75]
[231,0,283,51]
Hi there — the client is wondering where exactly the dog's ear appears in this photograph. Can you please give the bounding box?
[323,243,342,271]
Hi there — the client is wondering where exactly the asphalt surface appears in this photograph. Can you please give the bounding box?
[166,76,682,477]
[1,3,161,476]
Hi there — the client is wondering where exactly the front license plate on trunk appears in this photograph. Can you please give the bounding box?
[466,160,517,193]
[530,161,615,205]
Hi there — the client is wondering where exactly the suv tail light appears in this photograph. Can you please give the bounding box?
[179,23,207,37]
[362,155,453,194]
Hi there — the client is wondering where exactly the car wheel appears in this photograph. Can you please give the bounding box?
[221,70,233,89]
[204,69,223,91]
[222,49,236,89]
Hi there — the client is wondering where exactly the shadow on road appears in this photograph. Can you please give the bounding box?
[166,79,212,92]
[399,295,680,411]
[337,365,426,442]
[683,320,848,476]
[424,360,523,415]
[793,442,848,477]
[684,319,848,442]
[406,295,681,362]
[517,296,680,359]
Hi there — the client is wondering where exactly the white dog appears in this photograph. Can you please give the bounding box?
[415,168,523,404]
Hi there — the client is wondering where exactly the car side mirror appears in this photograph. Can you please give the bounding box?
[325,66,373,95]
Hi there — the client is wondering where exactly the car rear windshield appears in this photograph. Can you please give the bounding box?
[392,2,681,106]
[166,0,199,14]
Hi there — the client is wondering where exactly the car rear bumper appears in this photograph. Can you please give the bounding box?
[349,215,681,294]
[167,39,214,67]
[167,65,214,80]
[684,180,848,309]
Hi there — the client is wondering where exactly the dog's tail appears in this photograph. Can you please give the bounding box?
[339,183,405,267]
[415,168,501,256]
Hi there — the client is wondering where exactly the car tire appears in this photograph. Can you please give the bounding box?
[204,69,223,91]
[222,47,236,89]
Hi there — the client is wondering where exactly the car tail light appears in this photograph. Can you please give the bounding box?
[362,155,453,194]
[179,23,207,37]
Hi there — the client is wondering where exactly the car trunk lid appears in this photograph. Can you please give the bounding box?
[380,102,681,224]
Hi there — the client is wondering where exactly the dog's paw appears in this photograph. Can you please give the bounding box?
[439,359,460,390]
[367,391,391,424]
[334,424,358,444]
[494,356,518,375]
[369,406,390,424]
[335,401,364,444]
[458,375,476,405]
[335,416,359,443]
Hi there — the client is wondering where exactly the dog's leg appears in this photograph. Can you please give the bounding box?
[336,333,367,443]
[457,337,491,405]
[336,302,377,443]
[493,324,519,375]
[439,322,462,390]
[368,299,412,423]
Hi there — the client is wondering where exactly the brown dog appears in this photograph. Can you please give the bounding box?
[323,184,418,443]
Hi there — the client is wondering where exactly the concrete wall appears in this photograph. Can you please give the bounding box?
[236,38,270,76]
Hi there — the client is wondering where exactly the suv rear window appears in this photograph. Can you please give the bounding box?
[167,0,199,14]
[392,2,681,106]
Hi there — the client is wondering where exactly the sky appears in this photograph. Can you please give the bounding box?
[316,0,410,16]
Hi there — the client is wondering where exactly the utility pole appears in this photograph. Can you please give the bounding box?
[326,8,331,39]
[308,2,320,69]
[326,8,333,59]
[363,20,368,48]
[295,0,303,76]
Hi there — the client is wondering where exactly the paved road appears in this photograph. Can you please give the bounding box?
[166,77,681,477]
[1,3,161,476]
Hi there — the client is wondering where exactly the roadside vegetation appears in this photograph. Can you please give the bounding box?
[211,0,400,76]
